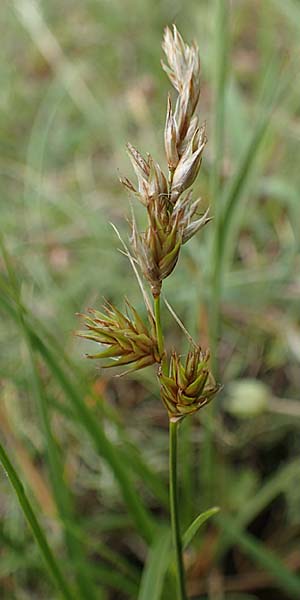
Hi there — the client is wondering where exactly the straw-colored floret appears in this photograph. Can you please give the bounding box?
[121,24,210,299]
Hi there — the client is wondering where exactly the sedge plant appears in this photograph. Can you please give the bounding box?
[78,26,220,599]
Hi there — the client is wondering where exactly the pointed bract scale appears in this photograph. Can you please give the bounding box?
[171,140,206,202]
[162,25,200,97]
[185,369,209,396]
[126,143,150,201]
[147,157,168,200]
[127,143,149,177]
[177,114,199,157]
[163,24,201,149]
[164,94,179,170]
[125,299,149,336]
[158,238,181,279]
[125,143,167,206]
[120,176,137,194]
[182,208,211,244]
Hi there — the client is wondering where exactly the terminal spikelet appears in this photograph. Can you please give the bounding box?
[162,25,204,179]
[121,25,209,300]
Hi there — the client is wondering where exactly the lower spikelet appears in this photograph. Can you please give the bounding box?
[158,347,220,419]
[77,300,160,372]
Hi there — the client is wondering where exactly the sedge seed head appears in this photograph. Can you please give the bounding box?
[158,347,220,419]
[77,300,161,372]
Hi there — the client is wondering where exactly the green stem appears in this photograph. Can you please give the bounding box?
[154,294,168,374]
[169,419,187,600]
[0,439,76,600]
[154,295,164,358]
[154,294,169,379]
[153,294,186,597]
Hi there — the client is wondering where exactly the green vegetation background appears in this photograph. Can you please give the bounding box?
[0,1,300,598]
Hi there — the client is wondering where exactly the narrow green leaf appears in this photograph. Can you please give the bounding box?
[183,506,220,549]
[0,276,155,546]
[0,283,167,514]
[138,530,171,600]
[0,440,76,600]
[1,237,102,599]
[0,249,155,545]
[0,272,165,500]
[30,331,155,544]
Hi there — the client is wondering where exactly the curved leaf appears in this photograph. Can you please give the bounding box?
[138,530,171,600]
[183,506,220,549]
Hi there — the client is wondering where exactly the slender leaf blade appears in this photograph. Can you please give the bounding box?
[0,440,76,600]
[183,507,220,549]
[138,530,171,600]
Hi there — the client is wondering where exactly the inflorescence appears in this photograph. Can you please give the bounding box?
[78,26,219,419]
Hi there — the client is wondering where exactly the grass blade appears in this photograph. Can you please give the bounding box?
[183,506,220,549]
[138,530,171,600]
[1,237,102,599]
[0,257,155,562]
[0,439,76,600]
[29,330,156,544]
[27,359,101,599]
[0,259,168,513]
[0,241,155,545]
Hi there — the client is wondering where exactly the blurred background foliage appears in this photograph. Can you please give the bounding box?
[0,0,300,598]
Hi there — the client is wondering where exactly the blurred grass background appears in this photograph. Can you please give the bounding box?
[1,0,300,598]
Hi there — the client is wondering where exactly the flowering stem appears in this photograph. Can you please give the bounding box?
[154,295,186,597]
[154,295,167,374]
[169,419,187,600]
